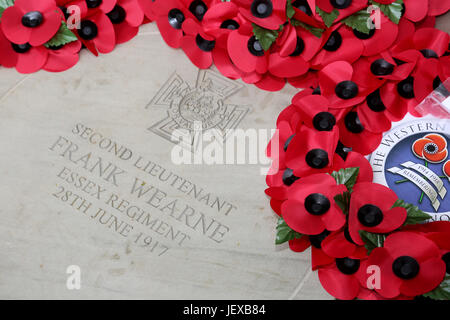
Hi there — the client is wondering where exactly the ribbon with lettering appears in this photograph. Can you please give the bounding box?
[387,167,441,211]
[401,161,447,199]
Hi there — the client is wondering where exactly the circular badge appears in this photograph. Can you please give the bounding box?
[370,119,450,221]
[169,88,227,130]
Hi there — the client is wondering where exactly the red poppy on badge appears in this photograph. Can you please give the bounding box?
[412,133,448,163]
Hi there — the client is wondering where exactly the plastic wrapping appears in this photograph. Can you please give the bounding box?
[415,78,450,119]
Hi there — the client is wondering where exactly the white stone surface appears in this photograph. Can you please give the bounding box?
[0,23,332,300]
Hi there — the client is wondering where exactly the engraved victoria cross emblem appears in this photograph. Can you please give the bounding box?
[145,69,250,151]
[370,119,450,221]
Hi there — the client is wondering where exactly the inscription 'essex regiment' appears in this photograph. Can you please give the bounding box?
[47,123,237,256]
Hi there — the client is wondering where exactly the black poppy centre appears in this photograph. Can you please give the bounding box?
[196,34,215,52]
[11,42,32,54]
[306,149,329,169]
[290,37,305,57]
[420,48,439,59]
[324,31,342,52]
[79,20,99,40]
[335,80,359,100]
[331,0,352,10]
[168,8,185,30]
[309,230,331,248]
[282,168,300,186]
[86,0,103,9]
[251,0,273,18]
[367,89,386,112]
[345,111,365,134]
[292,0,313,16]
[189,0,208,21]
[107,5,127,24]
[305,193,331,215]
[392,256,420,279]
[336,257,360,275]
[358,204,383,227]
[313,112,336,131]
[22,11,44,28]
[248,36,265,56]
[424,142,439,154]
[353,25,375,40]
[220,20,240,30]
[370,59,395,76]
[397,76,415,99]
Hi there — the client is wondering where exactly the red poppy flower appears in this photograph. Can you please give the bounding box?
[285,125,339,177]
[234,0,287,30]
[337,108,383,155]
[311,25,364,69]
[354,51,420,133]
[351,12,399,57]
[179,18,216,69]
[152,0,195,48]
[43,40,82,72]
[0,26,48,74]
[355,95,393,134]
[186,0,223,20]
[202,1,243,39]
[318,256,366,300]
[227,24,269,75]
[292,93,342,131]
[413,27,449,60]
[318,60,369,109]
[361,232,446,298]
[107,0,144,44]
[405,222,450,273]
[348,182,407,246]
[316,0,367,20]
[72,11,116,55]
[281,173,347,235]
[354,50,420,88]
[201,2,245,79]
[267,23,322,79]
[378,78,421,118]
[1,0,62,46]
[412,133,448,163]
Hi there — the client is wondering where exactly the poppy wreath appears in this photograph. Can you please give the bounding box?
[1,0,450,300]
